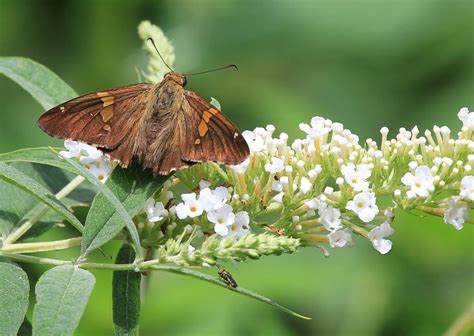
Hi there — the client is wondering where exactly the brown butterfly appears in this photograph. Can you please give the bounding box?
[38,46,249,176]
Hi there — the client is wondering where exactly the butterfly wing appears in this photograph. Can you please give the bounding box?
[38,83,152,150]
[180,90,250,164]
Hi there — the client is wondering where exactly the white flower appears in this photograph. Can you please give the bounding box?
[299,116,330,139]
[457,107,473,129]
[78,145,103,164]
[176,193,203,219]
[225,211,250,239]
[59,140,83,159]
[401,166,434,198]
[460,175,474,201]
[144,198,168,222]
[207,204,235,236]
[384,207,395,224]
[272,192,284,203]
[86,159,113,183]
[368,222,395,254]
[319,206,342,231]
[299,177,312,194]
[346,192,379,223]
[341,163,372,191]
[265,157,284,174]
[443,197,468,230]
[188,245,195,255]
[242,130,265,152]
[272,180,283,192]
[199,187,230,212]
[329,229,353,248]
[305,198,326,211]
[198,179,211,190]
[230,158,250,174]
[60,140,103,164]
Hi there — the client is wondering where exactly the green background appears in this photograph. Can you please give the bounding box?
[1,1,473,335]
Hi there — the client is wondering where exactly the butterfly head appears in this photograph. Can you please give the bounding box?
[164,72,187,87]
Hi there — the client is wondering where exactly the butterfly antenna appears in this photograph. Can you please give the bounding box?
[147,37,174,72]
[184,64,238,76]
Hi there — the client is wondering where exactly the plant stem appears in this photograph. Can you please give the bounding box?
[3,175,85,245]
[1,237,82,253]
[0,251,70,266]
[0,250,189,272]
[444,303,474,336]
[418,205,474,224]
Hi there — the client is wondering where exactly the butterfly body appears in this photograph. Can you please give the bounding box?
[38,72,249,175]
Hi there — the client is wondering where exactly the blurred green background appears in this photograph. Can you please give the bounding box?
[1,0,473,335]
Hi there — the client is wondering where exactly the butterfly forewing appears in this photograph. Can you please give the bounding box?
[38,83,151,149]
[181,90,249,164]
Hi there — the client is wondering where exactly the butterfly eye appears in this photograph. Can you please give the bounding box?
[182,76,187,87]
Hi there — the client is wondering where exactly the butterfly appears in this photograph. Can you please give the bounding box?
[38,71,250,176]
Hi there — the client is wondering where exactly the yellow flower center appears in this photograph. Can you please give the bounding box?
[415,182,421,188]
[190,206,197,212]
[97,174,104,181]
[357,201,364,208]
[351,178,357,184]
[217,218,224,224]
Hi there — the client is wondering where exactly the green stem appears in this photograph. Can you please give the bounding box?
[0,251,70,266]
[3,175,85,245]
[1,237,82,253]
[444,303,474,336]
[0,250,193,272]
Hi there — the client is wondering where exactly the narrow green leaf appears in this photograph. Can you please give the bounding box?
[0,162,93,241]
[61,156,143,256]
[81,165,166,256]
[18,318,32,336]
[0,262,30,335]
[0,162,83,234]
[0,147,80,175]
[113,244,141,336]
[0,57,76,109]
[32,265,95,336]
[148,265,311,320]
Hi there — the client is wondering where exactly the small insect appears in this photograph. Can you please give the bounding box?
[217,266,238,288]
[263,224,285,236]
[38,39,249,176]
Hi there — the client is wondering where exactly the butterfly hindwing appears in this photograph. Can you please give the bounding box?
[38,83,152,149]
[181,90,250,164]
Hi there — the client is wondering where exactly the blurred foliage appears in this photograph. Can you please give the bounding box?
[0,0,473,335]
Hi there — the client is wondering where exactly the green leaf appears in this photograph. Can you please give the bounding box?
[60,155,158,259]
[81,165,166,256]
[113,244,141,336]
[0,262,30,335]
[18,319,32,336]
[148,265,311,320]
[32,265,95,336]
[0,162,83,235]
[0,57,76,110]
[0,147,81,175]
[0,162,93,241]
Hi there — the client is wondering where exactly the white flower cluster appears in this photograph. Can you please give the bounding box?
[215,107,472,255]
[59,140,113,183]
[144,185,250,240]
